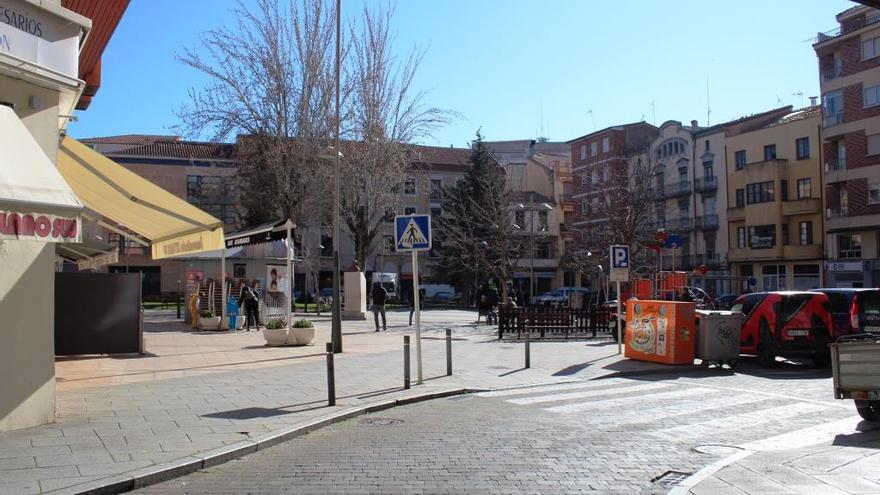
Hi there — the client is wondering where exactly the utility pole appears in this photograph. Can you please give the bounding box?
[331,0,342,353]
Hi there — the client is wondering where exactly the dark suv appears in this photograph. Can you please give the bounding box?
[809,288,880,336]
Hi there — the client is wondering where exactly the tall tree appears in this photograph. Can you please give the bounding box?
[335,4,453,268]
[436,132,521,303]
[176,0,339,226]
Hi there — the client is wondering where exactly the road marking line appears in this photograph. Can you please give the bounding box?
[674,379,853,410]
[651,402,830,441]
[475,379,627,398]
[507,382,674,405]
[546,386,713,413]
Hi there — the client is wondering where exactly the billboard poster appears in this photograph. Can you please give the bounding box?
[266,264,289,296]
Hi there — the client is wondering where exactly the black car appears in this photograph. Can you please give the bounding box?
[809,288,880,336]
[714,294,740,310]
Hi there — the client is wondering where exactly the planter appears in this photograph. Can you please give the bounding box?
[262,328,289,346]
[198,316,221,331]
[288,325,315,345]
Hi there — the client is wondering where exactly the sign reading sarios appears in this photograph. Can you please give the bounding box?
[0,0,81,80]
[0,211,80,242]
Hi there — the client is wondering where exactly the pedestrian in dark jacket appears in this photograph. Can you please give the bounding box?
[240,285,259,331]
[371,283,387,331]
[487,286,500,324]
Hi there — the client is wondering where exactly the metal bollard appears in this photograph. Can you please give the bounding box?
[525,330,531,369]
[176,294,181,320]
[446,328,452,376]
[326,342,336,406]
[404,336,411,390]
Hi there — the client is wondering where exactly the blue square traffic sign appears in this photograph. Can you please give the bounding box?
[395,215,431,251]
[610,245,629,269]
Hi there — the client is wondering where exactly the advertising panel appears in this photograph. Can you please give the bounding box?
[625,299,696,365]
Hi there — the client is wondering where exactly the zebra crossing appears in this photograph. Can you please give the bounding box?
[476,378,840,445]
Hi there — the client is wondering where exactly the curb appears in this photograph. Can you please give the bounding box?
[44,387,475,495]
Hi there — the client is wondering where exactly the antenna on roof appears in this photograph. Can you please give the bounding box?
[651,100,656,126]
[587,109,596,130]
[539,97,545,140]
[775,94,783,106]
[706,77,711,126]
[793,92,804,107]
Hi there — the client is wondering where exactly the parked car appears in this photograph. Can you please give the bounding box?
[731,291,835,367]
[809,288,880,336]
[429,291,458,304]
[319,288,344,304]
[714,294,740,310]
[534,287,590,306]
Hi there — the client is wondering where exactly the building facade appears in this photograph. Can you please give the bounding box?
[814,5,880,287]
[725,106,825,291]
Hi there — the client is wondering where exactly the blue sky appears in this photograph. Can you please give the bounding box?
[69,0,853,147]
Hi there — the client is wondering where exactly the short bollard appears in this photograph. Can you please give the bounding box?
[446,328,452,376]
[404,336,411,390]
[326,342,336,406]
[525,331,531,369]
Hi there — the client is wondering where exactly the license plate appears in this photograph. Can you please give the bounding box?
[866,326,880,333]
[788,329,809,337]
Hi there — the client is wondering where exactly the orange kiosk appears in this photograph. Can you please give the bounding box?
[625,299,696,365]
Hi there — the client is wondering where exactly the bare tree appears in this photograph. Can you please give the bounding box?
[176,0,340,226]
[335,4,455,268]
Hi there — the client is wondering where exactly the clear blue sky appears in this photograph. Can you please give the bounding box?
[69,0,853,147]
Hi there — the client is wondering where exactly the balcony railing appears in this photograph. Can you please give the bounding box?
[694,176,718,193]
[827,206,848,218]
[654,186,666,200]
[782,198,821,216]
[824,113,843,127]
[672,216,693,232]
[692,254,721,267]
[813,13,880,44]
[695,214,719,230]
[824,158,846,173]
[667,181,692,198]
[822,65,843,81]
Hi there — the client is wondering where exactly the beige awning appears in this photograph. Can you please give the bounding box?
[0,105,82,243]
[57,137,225,259]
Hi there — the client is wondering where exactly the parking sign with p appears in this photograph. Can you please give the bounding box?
[611,245,629,269]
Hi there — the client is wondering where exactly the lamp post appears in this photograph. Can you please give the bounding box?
[514,201,553,306]
[331,0,342,353]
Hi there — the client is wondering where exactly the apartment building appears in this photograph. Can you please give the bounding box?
[814,5,880,287]
[726,106,825,291]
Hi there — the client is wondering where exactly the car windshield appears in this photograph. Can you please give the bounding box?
[819,291,853,314]
[862,291,880,315]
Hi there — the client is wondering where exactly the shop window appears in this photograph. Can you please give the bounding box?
[762,264,787,291]
[794,264,820,291]
[748,225,776,249]
[838,234,862,259]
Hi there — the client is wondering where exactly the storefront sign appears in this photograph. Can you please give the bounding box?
[0,0,81,80]
[76,251,118,271]
[826,260,869,272]
[0,210,80,242]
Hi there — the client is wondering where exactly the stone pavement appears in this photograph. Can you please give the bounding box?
[0,308,677,494]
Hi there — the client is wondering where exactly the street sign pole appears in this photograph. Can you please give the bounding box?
[617,281,622,355]
[412,249,423,384]
[609,244,630,356]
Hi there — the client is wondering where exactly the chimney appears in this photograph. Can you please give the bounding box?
[690,120,698,131]
[809,96,818,106]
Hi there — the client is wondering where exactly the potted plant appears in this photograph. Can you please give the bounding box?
[198,309,221,330]
[262,317,288,346]
[288,318,316,345]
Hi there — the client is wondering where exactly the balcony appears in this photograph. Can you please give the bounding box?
[813,13,880,45]
[661,254,692,269]
[782,198,821,216]
[727,206,745,221]
[825,158,846,173]
[654,186,666,201]
[827,206,848,218]
[692,254,721,268]
[667,181,692,199]
[695,214,719,230]
[694,176,718,194]
[822,67,842,81]
[824,113,843,128]
[783,244,823,260]
[671,216,694,232]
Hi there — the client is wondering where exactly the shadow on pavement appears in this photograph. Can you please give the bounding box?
[832,424,880,447]
[498,367,527,377]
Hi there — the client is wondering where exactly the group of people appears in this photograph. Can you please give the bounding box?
[237,281,261,330]
[477,284,501,324]
[369,283,426,331]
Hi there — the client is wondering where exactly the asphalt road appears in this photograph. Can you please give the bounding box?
[134,363,858,494]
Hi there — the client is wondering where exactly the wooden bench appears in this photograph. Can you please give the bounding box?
[520,311,573,338]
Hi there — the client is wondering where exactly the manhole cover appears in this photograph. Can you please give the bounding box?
[359,417,404,426]
[693,444,744,456]
[652,470,693,487]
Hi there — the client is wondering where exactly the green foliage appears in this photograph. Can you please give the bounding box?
[292,318,313,328]
[199,309,215,318]
[265,318,286,330]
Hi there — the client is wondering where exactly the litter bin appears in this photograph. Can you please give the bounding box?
[695,309,742,367]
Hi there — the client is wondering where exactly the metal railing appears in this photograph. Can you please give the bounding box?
[825,158,846,172]
[694,176,718,193]
[822,65,843,81]
[827,206,849,218]
[695,214,719,230]
[813,13,880,44]
[824,113,844,127]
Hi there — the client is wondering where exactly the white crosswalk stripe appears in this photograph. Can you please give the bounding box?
[507,382,674,405]
[475,379,629,398]
[545,385,716,414]
[650,402,830,441]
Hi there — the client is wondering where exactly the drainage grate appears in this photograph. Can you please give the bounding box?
[652,470,693,487]
[693,444,743,456]
[359,417,404,426]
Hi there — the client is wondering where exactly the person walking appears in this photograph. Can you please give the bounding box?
[487,285,500,324]
[408,288,425,326]
[371,282,387,331]
[240,285,258,331]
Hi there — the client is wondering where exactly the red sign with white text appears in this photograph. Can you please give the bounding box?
[0,211,81,243]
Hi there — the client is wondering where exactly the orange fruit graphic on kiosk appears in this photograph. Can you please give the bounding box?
[625,299,696,365]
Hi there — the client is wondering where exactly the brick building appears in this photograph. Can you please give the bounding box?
[814,5,880,287]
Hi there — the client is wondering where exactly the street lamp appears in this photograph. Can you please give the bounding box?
[514,201,553,305]
[331,0,342,353]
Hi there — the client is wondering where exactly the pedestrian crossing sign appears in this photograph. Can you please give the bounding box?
[394,214,431,251]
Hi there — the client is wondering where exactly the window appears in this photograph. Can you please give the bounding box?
[763,144,777,161]
[320,236,333,257]
[735,150,746,170]
[868,134,880,156]
[781,180,788,202]
[404,206,416,215]
[515,210,525,229]
[534,241,555,259]
[580,201,588,215]
[865,84,880,108]
[796,178,812,199]
[796,137,810,159]
[737,226,746,248]
[838,234,862,259]
[762,265,787,291]
[746,181,774,204]
[383,235,395,253]
[799,221,813,245]
[579,144,586,160]
[870,183,880,205]
[430,207,442,218]
[538,210,549,231]
[863,36,880,60]
[794,264,820,291]
[429,179,442,201]
[748,225,776,249]
[735,188,745,208]
[824,90,843,123]
[602,164,609,182]
[404,177,416,195]
[384,208,394,223]
[782,223,789,245]
[602,137,610,153]
[186,175,236,227]
[590,141,598,156]
[592,169,599,184]
[705,139,710,151]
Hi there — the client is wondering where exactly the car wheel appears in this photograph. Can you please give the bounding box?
[757,344,775,367]
[812,352,831,368]
[855,400,880,422]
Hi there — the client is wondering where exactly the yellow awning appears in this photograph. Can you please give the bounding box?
[57,137,225,259]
